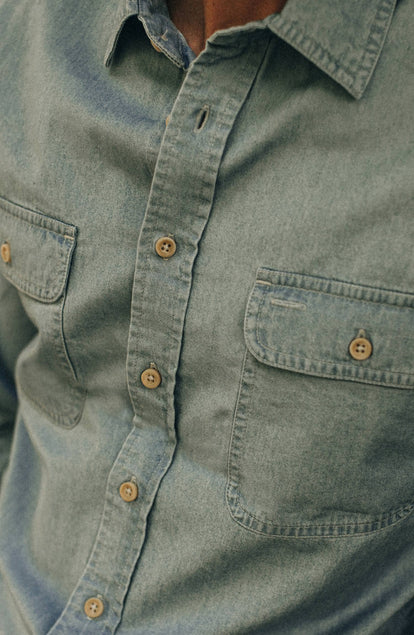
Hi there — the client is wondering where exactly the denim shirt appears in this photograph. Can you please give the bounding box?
[0,0,413,632]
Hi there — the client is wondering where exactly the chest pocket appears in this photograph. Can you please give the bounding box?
[0,196,85,427]
[227,268,414,537]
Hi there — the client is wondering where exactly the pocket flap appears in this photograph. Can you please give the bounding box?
[0,197,77,302]
[245,268,414,389]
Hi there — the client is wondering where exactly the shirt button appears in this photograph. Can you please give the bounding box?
[165,114,171,126]
[155,236,176,259]
[119,481,139,502]
[141,367,162,389]
[150,40,162,53]
[84,597,104,619]
[349,336,372,360]
[1,241,11,264]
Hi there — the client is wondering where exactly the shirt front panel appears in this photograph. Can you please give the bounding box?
[0,0,413,633]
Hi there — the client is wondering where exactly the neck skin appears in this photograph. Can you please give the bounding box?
[167,0,289,56]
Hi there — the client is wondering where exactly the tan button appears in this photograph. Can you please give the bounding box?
[151,40,162,53]
[349,337,372,361]
[165,114,171,127]
[1,241,11,264]
[84,597,104,619]
[141,367,162,389]
[119,481,139,502]
[155,236,176,259]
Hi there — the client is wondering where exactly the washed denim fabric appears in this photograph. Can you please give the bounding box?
[0,0,413,632]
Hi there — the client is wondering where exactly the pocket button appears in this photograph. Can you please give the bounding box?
[1,241,11,264]
[349,336,372,360]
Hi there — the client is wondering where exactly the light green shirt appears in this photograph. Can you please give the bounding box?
[0,0,413,632]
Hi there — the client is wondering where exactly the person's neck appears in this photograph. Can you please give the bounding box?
[167,0,289,56]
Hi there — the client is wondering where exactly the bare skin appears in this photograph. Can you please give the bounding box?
[167,0,289,56]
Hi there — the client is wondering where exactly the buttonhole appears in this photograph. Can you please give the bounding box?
[270,298,306,311]
[195,105,210,132]
[256,280,272,286]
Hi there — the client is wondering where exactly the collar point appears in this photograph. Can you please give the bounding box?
[342,81,367,101]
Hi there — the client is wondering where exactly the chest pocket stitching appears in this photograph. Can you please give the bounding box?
[227,268,414,537]
[253,289,414,380]
[0,199,77,302]
[245,274,414,389]
[0,197,85,428]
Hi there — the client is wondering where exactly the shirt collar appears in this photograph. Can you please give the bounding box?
[104,0,397,100]
[104,0,139,67]
[265,0,397,99]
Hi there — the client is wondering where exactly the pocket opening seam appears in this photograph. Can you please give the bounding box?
[244,286,414,388]
[256,269,414,308]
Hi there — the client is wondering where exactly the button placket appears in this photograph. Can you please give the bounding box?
[48,34,272,635]
[47,424,173,634]
[126,36,272,441]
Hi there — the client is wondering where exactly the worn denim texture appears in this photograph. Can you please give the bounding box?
[0,0,413,633]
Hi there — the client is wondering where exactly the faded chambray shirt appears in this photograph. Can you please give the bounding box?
[0,0,413,632]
